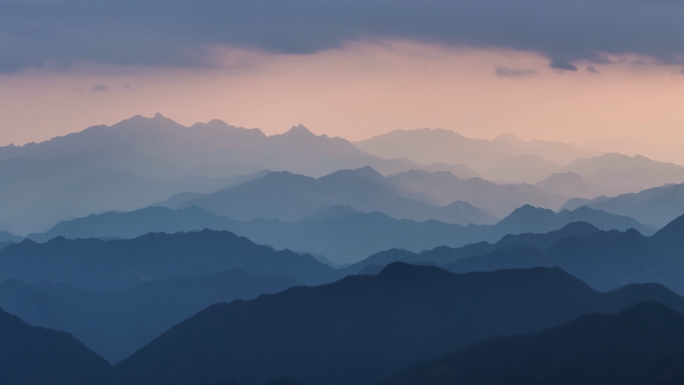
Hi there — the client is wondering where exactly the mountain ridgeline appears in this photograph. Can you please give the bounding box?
[112,263,684,385]
[28,203,654,264]
[0,230,336,292]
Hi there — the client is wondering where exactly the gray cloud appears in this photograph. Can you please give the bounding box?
[549,60,578,71]
[1,0,684,73]
[90,84,108,93]
[586,65,600,73]
[680,68,684,75]
[495,66,537,78]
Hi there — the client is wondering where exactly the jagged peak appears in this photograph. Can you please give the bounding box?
[284,124,315,136]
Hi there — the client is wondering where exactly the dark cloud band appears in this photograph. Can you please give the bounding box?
[1,0,683,72]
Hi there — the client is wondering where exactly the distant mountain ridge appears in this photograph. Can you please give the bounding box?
[0,114,478,179]
[442,212,684,294]
[355,128,575,183]
[174,167,498,225]
[386,169,569,217]
[27,204,654,264]
[534,171,617,199]
[562,152,684,192]
[562,181,684,228]
[0,229,337,292]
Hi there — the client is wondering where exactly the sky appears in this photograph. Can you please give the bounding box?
[1,0,683,149]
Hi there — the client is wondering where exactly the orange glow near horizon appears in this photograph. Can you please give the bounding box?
[1,40,683,155]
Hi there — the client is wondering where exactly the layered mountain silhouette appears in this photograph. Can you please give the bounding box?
[563,181,684,228]
[341,221,605,275]
[355,128,574,183]
[444,212,684,294]
[0,269,299,363]
[534,171,616,199]
[0,305,112,385]
[112,263,684,385]
[385,169,568,217]
[562,152,684,192]
[381,301,684,385]
[28,204,653,264]
[170,167,498,225]
[0,230,336,292]
[0,114,479,180]
[0,152,263,233]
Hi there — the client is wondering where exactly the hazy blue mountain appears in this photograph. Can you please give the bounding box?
[445,213,684,294]
[188,161,266,178]
[353,128,600,183]
[0,270,299,363]
[342,221,604,274]
[30,204,652,264]
[418,162,480,179]
[112,263,684,385]
[0,231,22,243]
[561,182,684,228]
[534,171,617,199]
[0,151,245,233]
[0,230,337,292]
[0,114,473,179]
[562,153,684,192]
[0,305,112,385]
[150,170,271,209]
[386,169,569,217]
[180,167,498,225]
[381,301,684,385]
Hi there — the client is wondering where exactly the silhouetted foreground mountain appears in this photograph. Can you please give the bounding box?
[29,204,653,264]
[444,212,684,294]
[0,230,335,292]
[0,305,112,385]
[563,181,684,228]
[382,301,684,385]
[177,167,497,225]
[0,269,299,363]
[112,263,684,385]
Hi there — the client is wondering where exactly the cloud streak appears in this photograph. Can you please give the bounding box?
[1,0,684,72]
[495,66,537,78]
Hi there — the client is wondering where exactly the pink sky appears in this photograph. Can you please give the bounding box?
[1,41,683,152]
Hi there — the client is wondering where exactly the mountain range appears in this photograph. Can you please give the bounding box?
[385,169,569,217]
[0,230,336,292]
[0,269,299,363]
[26,204,654,264]
[0,305,112,385]
[112,263,684,385]
[441,212,684,294]
[382,301,684,385]
[355,128,574,183]
[562,181,684,228]
[356,129,684,190]
[172,167,497,225]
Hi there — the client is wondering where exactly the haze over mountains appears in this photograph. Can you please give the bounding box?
[26,204,654,264]
[3,113,684,385]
